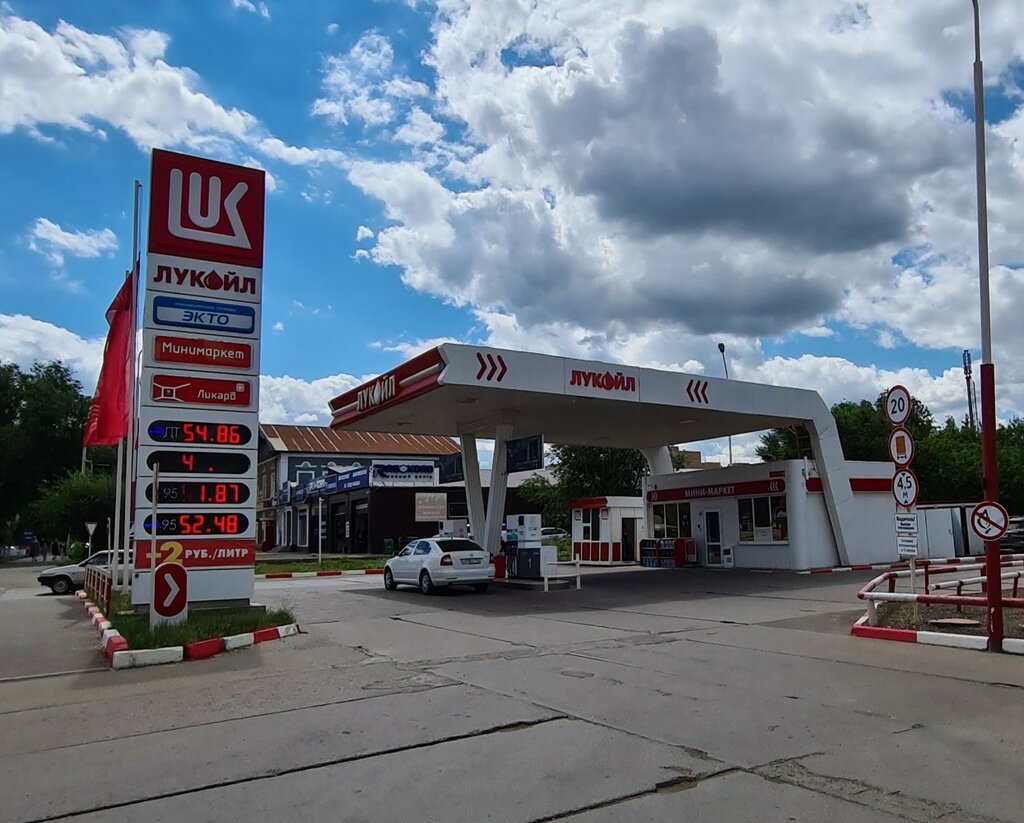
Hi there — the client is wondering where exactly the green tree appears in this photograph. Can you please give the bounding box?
[915,418,981,504]
[755,427,806,461]
[0,361,91,532]
[996,418,1024,515]
[550,444,649,499]
[518,475,569,531]
[27,470,116,548]
[756,392,934,463]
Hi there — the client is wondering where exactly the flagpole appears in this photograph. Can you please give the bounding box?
[111,423,124,590]
[121,180,142,590]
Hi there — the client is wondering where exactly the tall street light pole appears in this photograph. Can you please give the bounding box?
[971,0,1002,652]
[717,343,733,466]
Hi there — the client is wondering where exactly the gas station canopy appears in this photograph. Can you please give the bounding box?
[329,344,858,566]
[329,344,829,447]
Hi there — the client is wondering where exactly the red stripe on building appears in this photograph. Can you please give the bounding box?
[805,477,891,493]
[568,497,608,510]
[647,479,785,503]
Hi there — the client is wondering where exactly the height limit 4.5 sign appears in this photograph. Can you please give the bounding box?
[891,469,919,509]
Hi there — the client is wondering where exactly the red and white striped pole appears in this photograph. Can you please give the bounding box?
[971,0,1002,652]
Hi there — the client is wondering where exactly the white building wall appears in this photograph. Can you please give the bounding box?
[648,459,907,570]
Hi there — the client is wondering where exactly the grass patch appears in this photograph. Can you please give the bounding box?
[254,556,387,575]
[876,602,1024,638]
[109,606,295,649]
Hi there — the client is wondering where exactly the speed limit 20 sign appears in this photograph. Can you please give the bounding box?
[892,469,919,509]
[885,385,912,426]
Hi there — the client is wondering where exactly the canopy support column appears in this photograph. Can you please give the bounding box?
[482,424,512,555]
[460,435,486,545]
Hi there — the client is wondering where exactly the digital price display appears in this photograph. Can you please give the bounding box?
[145,481,250,505]
[143,513,250,536]
[147,421,252,446]
[146,451,250,475]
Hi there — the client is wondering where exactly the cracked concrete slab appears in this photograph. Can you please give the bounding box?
[432,651,907,767]
[305,615,523,662]
[0,684,560,823]
[796,725,1024,823]
[562,769,909,823]
[72,718,704,823]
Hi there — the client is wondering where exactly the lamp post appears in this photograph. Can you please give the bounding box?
[970,0,1002,652]
[717,342,733,466]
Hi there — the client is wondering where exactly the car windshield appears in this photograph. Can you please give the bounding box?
[436,539,484,553]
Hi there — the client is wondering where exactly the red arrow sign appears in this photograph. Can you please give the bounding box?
[153,562,188,617]
[686,379,709,404]
[475,352,508,382]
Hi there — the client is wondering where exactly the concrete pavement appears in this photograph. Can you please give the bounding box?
[0,563,105,680]
[1,567,1022,821]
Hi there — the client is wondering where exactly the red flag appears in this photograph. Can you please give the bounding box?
[83,275,133,446]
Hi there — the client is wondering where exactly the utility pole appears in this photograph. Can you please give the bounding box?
[970,0,1002,651]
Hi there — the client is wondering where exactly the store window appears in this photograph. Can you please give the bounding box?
[738,495,787,542]
[652,502,691,539]
[297,509,309,548]
[581,508,601,540]
[295,470,314,488]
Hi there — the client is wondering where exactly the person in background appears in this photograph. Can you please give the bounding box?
[40,541,48,563]
[50,539,60,560]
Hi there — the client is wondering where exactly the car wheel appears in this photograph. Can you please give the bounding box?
[50,577,72,596]
[419,570,435,595]
[473,583,490,593]
[383,568,397,591]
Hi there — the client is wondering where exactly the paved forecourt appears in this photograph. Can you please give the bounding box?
[2,567,1023,822]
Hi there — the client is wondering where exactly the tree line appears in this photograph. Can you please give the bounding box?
[0,361,115,551]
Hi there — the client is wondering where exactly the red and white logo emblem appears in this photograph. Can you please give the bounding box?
[148,150,265,267]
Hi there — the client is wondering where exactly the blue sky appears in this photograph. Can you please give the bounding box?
[3,1,1024,463]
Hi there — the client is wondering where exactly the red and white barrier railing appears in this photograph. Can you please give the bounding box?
[929,568,1024,599]
[858,553,1024,625]
[84,565,113,614]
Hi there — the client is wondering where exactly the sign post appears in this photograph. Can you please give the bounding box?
[85,521,97,555]
[886,387,919,620]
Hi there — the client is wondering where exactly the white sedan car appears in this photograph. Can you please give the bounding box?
[384,538,495,594]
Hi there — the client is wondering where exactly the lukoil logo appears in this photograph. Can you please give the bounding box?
[148,150,265,268]
[168,168,250,250]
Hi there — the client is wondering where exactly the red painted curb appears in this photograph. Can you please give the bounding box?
[252,626,281,644]
[317,570,343,577]
[807,568,832,574]
[363,568,385,575]
[185,637,225,660]
[105,636,129,664]
[264,572,292,579]
[851,622,918,643]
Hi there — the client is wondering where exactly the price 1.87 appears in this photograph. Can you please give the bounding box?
[146,482,250,505]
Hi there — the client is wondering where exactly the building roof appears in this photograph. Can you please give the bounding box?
[260,424,460,457]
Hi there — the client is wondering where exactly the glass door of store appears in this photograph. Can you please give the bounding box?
[703,510,723,566]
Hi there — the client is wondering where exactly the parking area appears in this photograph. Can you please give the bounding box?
[2,565,1024,822]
